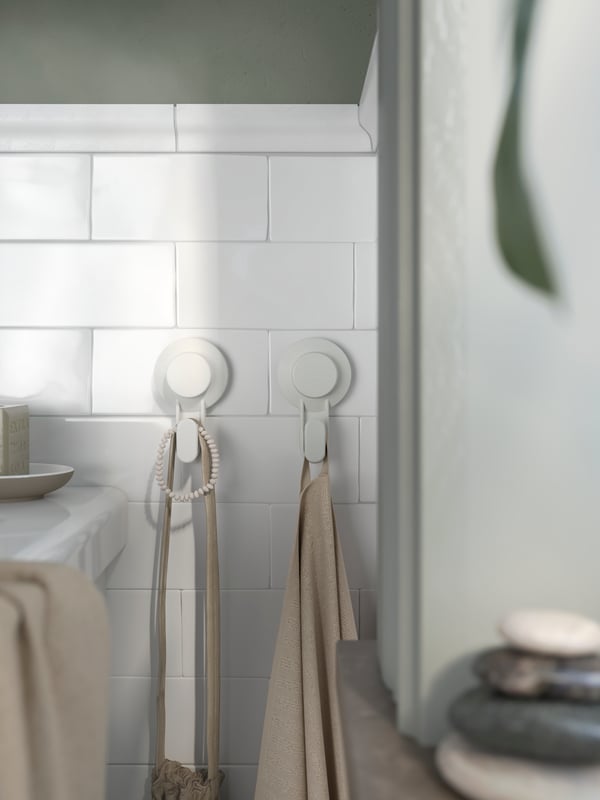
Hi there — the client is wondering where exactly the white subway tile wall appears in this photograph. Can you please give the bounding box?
[0,106,377,800]
[92,155,268,241]
[0,155,90,239]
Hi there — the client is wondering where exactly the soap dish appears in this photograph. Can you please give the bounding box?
[0,464,74,503]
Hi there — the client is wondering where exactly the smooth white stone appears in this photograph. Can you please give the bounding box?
[499,609,600,656]
[436,732,600,800]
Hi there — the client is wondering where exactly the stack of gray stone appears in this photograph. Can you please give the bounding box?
[435,610,600,800]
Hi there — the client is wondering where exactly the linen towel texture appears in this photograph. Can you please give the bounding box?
[0,561,110,800]
[254,458,358,800]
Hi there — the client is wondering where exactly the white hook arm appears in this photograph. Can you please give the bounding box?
[301,399,329,463]
[174,399,207,464]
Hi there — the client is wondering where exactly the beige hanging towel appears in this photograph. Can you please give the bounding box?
[255,456,357,800]
[0,561,110,800]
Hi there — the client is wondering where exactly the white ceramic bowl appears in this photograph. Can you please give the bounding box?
[0,464,74,502]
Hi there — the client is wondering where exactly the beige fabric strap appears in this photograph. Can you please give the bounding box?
[155,427,221,796]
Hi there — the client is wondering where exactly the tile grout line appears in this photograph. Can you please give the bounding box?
[172,104,179,152]
[266,156,272,241]
[88,155,94,240]
[352,243,357,329]
[173,243,179,326]
[357,416,362,503]
[268,504,273,589]
[89,328,95,415]
[0,149,371,156]
[266,330,273,416]
[179,589,184,677]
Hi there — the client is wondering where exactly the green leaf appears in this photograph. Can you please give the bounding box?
[493,0,557,295]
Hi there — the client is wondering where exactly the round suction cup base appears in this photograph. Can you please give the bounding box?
[154,338,229,412]
[278,337,352,410]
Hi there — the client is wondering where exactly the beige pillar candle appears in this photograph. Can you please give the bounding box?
[0,404,29,476]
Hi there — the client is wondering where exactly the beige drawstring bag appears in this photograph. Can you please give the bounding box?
[254,455,358,800]
[152,430,224,800]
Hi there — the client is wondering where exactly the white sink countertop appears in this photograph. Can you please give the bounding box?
[0,487,127,582]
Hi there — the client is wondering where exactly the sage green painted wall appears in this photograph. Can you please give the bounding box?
[0,0,376,103]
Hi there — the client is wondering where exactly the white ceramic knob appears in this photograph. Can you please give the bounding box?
[166,353,212,399]
[292,352,338,398]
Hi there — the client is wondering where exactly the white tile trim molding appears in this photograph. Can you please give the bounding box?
[176,104,373,152]
[0,105,176,152]
[359,35,379,151]
[0,104,375,154]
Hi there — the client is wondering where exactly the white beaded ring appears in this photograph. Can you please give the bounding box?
[155,423,219,502]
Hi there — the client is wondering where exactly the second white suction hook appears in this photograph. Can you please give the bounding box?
[278,338,352,463]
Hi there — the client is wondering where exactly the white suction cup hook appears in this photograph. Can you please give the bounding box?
[154,338,228,464]
[278,338,352,463]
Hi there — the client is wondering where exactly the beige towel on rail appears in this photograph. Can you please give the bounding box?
[0,561,110,800]
[254,457,357,800]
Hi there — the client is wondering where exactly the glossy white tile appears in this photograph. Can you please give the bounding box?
[106,503,270,591]
[269,330,377,416]
[359,416,377,502]
[269,156,377,242]
[177,243,353,329]
[355,242,378,329]
[0,243,174,327]
[167,678,269,765]
[107,677,154,765]
[0,105,175,152]
[270,503,377,590]
[215,766,258,800]
[92,155,268,241]
[182,590,283,677]
[108,677,268,764]
[93,329,268,415]
[219,678,270,764]
[359,590,377,640]
[30,416,358,503]
[0,329,91,414]
[105,765,151,800]
[0,155,90,239]
[105,589,182,677]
